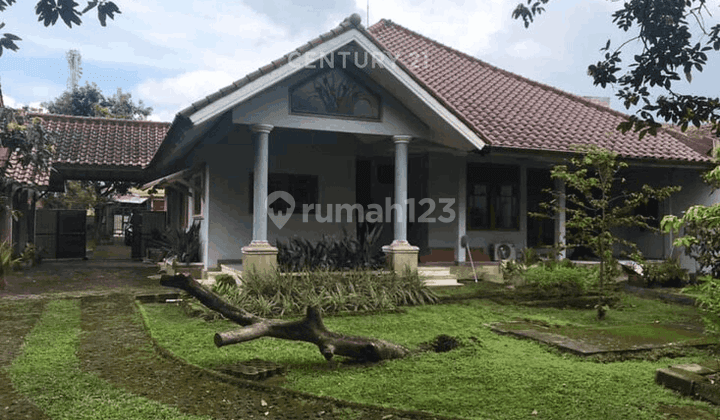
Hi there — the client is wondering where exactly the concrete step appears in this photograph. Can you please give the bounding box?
[424,278,464,287]
[419,268,452,277]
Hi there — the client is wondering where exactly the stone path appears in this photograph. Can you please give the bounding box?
[491,320,715,356]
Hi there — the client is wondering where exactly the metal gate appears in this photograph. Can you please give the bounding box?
[35,209,87,259]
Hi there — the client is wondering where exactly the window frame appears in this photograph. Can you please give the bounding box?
[191,171,204,219]
[249,172,319,215]
[467,163,520,231]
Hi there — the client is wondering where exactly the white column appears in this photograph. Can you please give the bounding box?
[519,164,527,249]
[392,135,411,244]
[555,177,566,259]
[250,124,273,244]
[456,156,467,263]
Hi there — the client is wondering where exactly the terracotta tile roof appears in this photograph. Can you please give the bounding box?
[29,113,170,169]
[663,125,718,156]
[367,19,713,164]
[0,147,50,187]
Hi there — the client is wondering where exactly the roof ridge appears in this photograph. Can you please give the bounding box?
[28,112,171,126]
[369,18,638,123]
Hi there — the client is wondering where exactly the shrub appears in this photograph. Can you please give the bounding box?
[211,268,437,318]
[691,275,720,335]
[276,222,384,271]
[523,265,597,297]
[642,258,689,288]
[164,223,200,263]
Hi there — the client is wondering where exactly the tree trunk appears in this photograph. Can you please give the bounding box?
[160,274,410,362]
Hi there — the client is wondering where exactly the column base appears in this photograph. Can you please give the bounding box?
[241,241,278,275]
[382,241,419,274]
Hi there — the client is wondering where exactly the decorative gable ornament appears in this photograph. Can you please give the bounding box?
[290,68,381,120]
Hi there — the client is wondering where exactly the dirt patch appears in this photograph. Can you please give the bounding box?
[0,300,51,420]
[78,294,459,420]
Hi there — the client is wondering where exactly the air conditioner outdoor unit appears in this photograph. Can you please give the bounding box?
[492,243,516,261]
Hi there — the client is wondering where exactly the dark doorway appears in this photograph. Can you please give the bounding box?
[526,168,555,248]
[356,155,429,255]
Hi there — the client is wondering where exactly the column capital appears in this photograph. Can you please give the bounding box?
[392,135,412,144]
[250,124,274,134]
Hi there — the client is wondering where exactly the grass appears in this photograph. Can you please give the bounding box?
[140,294,720,420]
[8,299,209,420]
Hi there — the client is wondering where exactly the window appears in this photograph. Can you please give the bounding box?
[249,173,319,214]
[467,164,519,230]
[191,172,204,217]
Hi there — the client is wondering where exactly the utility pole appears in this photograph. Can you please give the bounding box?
[66,49,82,91]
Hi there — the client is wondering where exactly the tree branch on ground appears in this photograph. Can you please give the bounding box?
[160,273,410,362]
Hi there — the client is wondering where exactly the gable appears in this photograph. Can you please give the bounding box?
[148,16,485,176]
[231,59,430,139]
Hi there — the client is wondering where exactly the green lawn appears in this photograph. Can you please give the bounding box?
[139,294,720,420]
[9,299,209,420]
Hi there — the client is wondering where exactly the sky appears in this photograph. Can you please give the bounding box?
[1,0,718,123]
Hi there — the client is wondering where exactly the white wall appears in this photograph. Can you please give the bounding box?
[199,129,359,268]
[425,152,528,256]
[667,166,720,273]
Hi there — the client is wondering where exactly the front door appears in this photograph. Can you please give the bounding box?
[356,155,429,255]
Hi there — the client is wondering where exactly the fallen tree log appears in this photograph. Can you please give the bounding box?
[160,273,410,362]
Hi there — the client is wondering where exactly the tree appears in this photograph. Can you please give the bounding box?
[159,272,410,362]
[513,0,720,139]
[0,107,55,189]
[41,179,133,210]
[43,82,152,120]
[542,146,679,319]
[0,0,121,58]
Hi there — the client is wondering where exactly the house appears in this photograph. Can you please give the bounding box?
[0,110,170,257]
[143,14,718,275]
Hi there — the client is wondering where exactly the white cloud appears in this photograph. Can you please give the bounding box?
[2,95,18,108]
[136,70,236,110]
[356,0,517,55]
[507,39,553,58]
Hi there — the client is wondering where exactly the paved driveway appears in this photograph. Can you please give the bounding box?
[0,240,168,298]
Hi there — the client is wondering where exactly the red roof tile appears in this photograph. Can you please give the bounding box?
[367,19,713,164]
[664,125,718,156]
[0,147,50,187]
[29,113,170,169]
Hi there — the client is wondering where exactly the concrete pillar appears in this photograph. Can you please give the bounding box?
[554,178,567,259]
[241,124,278,274]
[456,156,467,263]
[519,164,527,249]
[393,135,410,243]
[382,135,419,274]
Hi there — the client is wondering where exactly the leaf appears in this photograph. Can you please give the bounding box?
[81,0,97,14]
[58,0,82,28]
[97,1,120,27]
